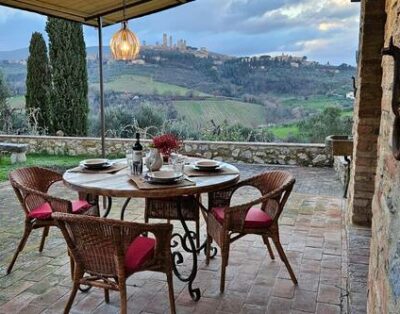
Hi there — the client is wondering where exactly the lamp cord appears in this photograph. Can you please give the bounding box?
[122,0,127,29]
[123,0,126,20]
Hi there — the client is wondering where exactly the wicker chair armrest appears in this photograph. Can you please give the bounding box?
[209,174,284,209]
[22,187,72,214]
[41,168,63,190]
[224,184,291,230]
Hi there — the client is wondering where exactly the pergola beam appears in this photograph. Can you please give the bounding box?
[0,0,194,27]
[85,0,152,22]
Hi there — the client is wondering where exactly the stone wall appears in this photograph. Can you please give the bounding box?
[368,0,400,313]
[0,134,331,167]
[347,0,386,226]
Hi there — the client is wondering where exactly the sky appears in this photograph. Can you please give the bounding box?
[0,0,360,65]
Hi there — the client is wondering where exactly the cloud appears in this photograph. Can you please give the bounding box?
[0,6,43,23]
[0,0,361,64]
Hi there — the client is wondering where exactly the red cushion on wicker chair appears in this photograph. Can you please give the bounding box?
[28,200,92,220]
[212,207,273,228]
[125,236,156,273]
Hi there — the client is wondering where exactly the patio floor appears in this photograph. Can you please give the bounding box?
[0,164,370,314]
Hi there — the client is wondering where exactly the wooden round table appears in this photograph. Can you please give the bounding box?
[63,160,240,301]
[63,162,240,198]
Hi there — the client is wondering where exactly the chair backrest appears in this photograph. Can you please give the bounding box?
[52,213,172,277]
[249,171,295,220]
[224,171,295,231]
[9,167,62,214]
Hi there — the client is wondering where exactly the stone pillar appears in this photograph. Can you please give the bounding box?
[368,1,400,313]
[347,0,386,226]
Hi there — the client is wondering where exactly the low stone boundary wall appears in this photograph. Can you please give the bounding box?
[0,135,331,167]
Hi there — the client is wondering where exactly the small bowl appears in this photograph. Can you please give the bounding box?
[81,158,109,166]
[194,160,220,169]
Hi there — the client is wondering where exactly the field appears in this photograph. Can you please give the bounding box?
[280,95,351,110]
[173,99,266,128]
[91,74,206,96]
[270,124,299,139]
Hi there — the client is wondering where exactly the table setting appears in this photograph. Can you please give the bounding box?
[62,134,240,301]
[68,158,128,173]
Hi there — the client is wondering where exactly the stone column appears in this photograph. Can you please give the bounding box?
[368,1,400,313]
[347,0,386,226]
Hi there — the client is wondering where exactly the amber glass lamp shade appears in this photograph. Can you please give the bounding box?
[110,21,140,60]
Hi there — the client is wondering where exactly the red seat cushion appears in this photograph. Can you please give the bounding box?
[125,236,156,274]
[28,200,92,220]
[212,207,273,229]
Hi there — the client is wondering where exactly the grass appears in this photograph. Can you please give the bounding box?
[0,153,88,182]
[91,74,206,96]
[270,124,299,139]
[173,99,266,128]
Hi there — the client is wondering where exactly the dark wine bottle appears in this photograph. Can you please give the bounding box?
[132,132,143,174]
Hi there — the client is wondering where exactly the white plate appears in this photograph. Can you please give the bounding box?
[147,170,182,182]
[194,160,220,169]
[81,158,109,166]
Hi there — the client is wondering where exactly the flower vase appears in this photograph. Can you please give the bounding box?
[146,148,163,171]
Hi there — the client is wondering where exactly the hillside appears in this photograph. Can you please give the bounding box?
[90,74,207,96]
[173,99,266,128]
[0,46,355,142]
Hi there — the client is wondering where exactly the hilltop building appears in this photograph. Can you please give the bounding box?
[162,33,168,48]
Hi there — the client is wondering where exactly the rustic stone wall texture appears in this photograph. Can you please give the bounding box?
[368,0,400,313]
[0,134,331,167]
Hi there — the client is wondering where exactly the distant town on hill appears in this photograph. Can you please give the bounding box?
[0,33,355,143]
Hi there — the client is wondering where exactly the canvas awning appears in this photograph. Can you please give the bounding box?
[0,0,193,27]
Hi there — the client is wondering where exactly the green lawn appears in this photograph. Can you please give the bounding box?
[0,154,88,182]
[270,124,299,139]
[91,74,205,96]
[173,99,266,128]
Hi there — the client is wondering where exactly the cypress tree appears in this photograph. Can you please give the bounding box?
[46,17,88,136]
[26,32,51,132]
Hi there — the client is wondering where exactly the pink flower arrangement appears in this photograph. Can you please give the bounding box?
[151,134,182,156]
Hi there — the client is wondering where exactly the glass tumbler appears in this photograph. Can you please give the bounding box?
[126,150,133,175]
[172,155,185,177]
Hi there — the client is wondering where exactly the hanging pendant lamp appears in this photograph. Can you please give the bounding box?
[110,1,140,60]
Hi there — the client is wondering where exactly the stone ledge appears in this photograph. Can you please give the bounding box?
[0,135,331,167]
[0,142,29,153]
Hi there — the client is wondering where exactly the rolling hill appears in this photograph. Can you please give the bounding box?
[173,99,266,128]
[91,74,204,96]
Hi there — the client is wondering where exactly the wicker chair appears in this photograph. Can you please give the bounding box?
[205,170,297,293]
[52,213,176,314]
[145,195,201,248]
[7,166,98,274]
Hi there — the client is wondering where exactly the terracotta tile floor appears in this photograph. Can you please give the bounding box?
[0,164,369,313]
